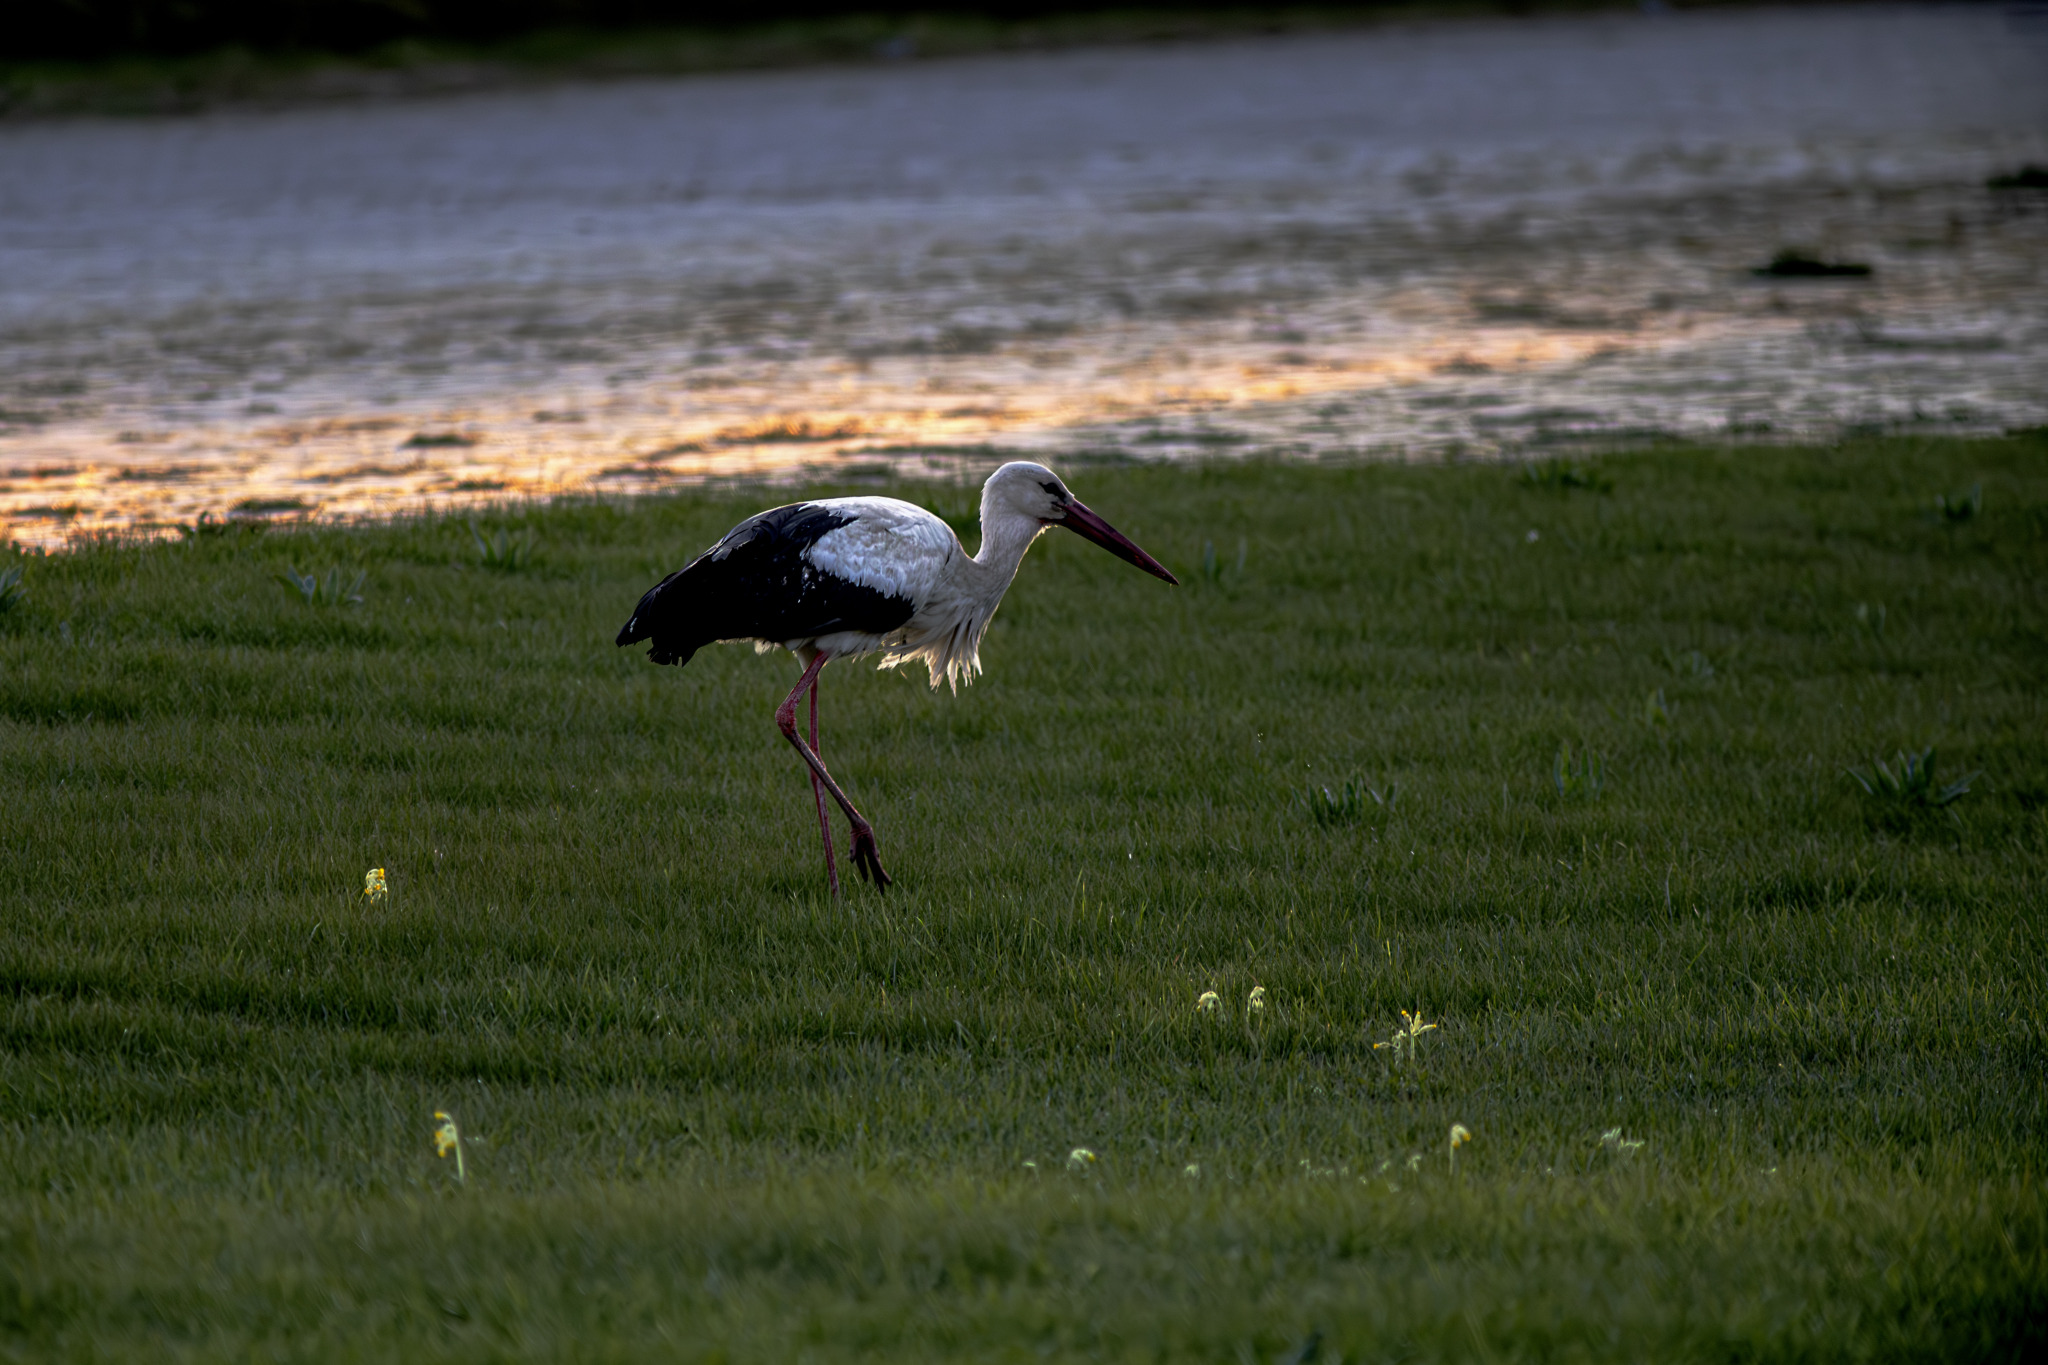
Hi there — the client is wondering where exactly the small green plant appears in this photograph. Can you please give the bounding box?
[1198,536,1246,586]
[279,566,365,607]
[0,565,24,614]
[1554,741,1604,799]
[1642,688,1671,727]
[1847,747,1975,825]
[1663,647,1715,682]
[1519,459,1613,494]
[1935,482,1982,523]
[1305,776,1396,827]
[471,520,536,572]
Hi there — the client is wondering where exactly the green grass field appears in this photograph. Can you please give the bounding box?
[2,436,2043,1361]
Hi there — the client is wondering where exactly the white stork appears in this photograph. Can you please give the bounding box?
[617,461,1178,894]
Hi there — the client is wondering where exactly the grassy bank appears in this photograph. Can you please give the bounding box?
[1,435,2044,1359]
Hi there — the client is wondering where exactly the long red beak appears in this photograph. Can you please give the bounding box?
[1057,498,1180,585]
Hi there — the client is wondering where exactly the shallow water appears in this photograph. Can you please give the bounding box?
[2,4,2044,546]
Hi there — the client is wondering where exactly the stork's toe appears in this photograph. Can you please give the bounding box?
[850,824,892,891]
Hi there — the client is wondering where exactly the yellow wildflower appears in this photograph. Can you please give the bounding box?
[363,867,388,902]
[432,1110,466,1184]
[1196,990,1220,1014]
[1373,1009,1438,1065]
[1247,986,1267,1015]
[1067,1147,1096,1171]
[1450,1124,1472,1149]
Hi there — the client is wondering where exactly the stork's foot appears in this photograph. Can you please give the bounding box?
[849,821,893,891]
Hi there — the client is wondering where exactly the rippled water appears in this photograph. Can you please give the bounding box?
[2,4,2044,546]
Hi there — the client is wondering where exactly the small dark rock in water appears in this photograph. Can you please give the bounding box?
[1987,165,2048,190]
[405,431,478,447]
[1753,251,1872,278]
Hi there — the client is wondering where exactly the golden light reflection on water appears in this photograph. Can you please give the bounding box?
[0,312,1707,549]
[8,69,2039,548]
[5,9,2045,552]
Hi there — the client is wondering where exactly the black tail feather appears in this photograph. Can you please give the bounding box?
[616,570,703,666]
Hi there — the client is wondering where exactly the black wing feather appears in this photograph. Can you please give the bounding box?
[616,503,917,666]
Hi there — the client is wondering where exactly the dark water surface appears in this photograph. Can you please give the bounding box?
[1,3,2043,544]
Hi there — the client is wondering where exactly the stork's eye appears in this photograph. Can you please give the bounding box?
[1039,480,1064,499]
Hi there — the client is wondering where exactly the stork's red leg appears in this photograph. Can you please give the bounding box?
[775,654,892,891]
[808,671,840,898]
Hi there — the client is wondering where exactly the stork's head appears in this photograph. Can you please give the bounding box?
[981,461,1179,585]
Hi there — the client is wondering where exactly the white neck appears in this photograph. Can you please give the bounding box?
[896,482,1050,691]
[969,499,1047,591]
